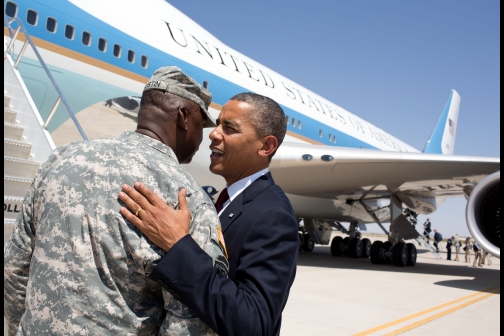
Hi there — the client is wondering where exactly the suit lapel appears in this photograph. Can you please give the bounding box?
[219,172,275,233]
[220,193,243,233]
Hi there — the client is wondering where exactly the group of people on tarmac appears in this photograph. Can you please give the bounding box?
[423,219,492,267]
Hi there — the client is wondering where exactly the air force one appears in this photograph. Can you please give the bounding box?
[3,0,500,266]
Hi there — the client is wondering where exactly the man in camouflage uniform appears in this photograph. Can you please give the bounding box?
[4,67,226,335]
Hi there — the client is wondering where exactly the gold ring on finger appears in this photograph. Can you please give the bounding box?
[134,208,143,217]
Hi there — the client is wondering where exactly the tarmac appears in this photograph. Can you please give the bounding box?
[280,233,500,336]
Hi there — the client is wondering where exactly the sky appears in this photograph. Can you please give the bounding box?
[167,0,500,237]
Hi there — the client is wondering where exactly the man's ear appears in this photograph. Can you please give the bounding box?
[177,107,190,131]
[258,135,278,158]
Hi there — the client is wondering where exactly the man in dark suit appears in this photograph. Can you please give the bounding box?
[119,92,299,336]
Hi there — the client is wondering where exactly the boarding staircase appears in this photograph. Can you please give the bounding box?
[415,235,442,259]
[4,16,87,249]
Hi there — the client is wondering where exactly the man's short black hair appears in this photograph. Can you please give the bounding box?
[230,92,286,159]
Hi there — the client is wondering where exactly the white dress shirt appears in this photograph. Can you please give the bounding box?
[218,168,269,216]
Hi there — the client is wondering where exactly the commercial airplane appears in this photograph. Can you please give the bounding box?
[3,0,500,267]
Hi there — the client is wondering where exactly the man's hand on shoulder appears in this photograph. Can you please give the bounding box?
[119,183,190,251]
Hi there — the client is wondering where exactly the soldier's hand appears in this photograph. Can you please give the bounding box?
[119,182,190,251]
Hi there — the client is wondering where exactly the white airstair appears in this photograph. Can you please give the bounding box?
[4,16,88,249]
[416,235,443,259]
[4,52,54,246]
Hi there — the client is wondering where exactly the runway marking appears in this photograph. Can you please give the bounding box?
[384,288,500,336]
[352,285,500,336]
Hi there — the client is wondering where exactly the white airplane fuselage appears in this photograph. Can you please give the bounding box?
[3,0,497,228]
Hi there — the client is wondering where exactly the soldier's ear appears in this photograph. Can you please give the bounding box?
[177,107,190,131]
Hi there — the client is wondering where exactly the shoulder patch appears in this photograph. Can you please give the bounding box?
[214,254,229,278]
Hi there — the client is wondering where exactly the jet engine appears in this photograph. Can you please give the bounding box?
[466,171,500,257]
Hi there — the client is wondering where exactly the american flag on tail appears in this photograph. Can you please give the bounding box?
[448,118,455,136]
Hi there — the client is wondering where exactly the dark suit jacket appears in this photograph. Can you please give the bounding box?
[150,172,299,336]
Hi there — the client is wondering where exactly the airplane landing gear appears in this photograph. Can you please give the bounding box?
[348,238,363,258]
[303,234,315,252]
[370,240,417,267]
[298,233,304,252]
[392,242,408,267]
[370,241,387,264]
[406,243,417,266]
[331,236,344,256]
[361,238,372,258]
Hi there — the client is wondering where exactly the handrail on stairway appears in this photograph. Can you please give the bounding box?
[4,15,88,141]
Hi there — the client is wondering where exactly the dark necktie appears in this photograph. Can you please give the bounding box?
[214,188,229,213]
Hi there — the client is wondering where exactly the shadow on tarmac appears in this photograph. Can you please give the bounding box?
[297,246,500,293]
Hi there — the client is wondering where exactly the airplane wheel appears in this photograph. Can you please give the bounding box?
[383,241,393,264]
[370,241,384,264]
[330,236,344,256]
[303,234,315,252]
[392,242,408,267]
[348,238,363,258]
[406,243,417,266]
[298,233,304,252]
[342,237,351,256]
[361,238,372,258]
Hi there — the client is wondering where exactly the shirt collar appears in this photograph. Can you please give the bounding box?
[120,131,178,163]
[226,168,269,203]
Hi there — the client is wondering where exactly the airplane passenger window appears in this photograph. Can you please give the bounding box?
[127,50,135,63]
[65,25,75,40]
[46,17,57,33]
[82,31,91,46]
[26,9,38,26]
[298,120,302,129]
[98,38,107,52]
[291,118,296,127]
[319,130,323,138]
[285,115,289,125]
[5,2,17,18]
[141,55,149,68]
[333,135,337,143]
[329,134,332,142]
[113,44,122,58]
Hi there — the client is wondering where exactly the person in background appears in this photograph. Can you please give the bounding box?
[484,250,493,266]
[433,229,442,253]
[453,234,461,261]
[473,241,483,267]
[481,248,493,266]
[423,218,432,241]
[464,237,473,263]
[446,236,453,260]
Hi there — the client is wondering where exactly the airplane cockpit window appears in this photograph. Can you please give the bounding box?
[5,1,17,18]
[26,9,38,26]
[65,24,75,40]
[113,44,122,58]
[82,31,91,46]
[127,50,135,63]
[141,55,149,68]
[98,38,107,52]
[46,17,57,33]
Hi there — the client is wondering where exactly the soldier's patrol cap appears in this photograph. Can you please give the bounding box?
[143,66,216,127]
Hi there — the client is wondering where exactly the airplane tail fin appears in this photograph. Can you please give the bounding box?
[422,90,461,155]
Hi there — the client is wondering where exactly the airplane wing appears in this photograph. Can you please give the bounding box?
[271,142,500,212]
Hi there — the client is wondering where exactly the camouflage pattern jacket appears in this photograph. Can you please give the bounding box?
[4,131,224,335]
